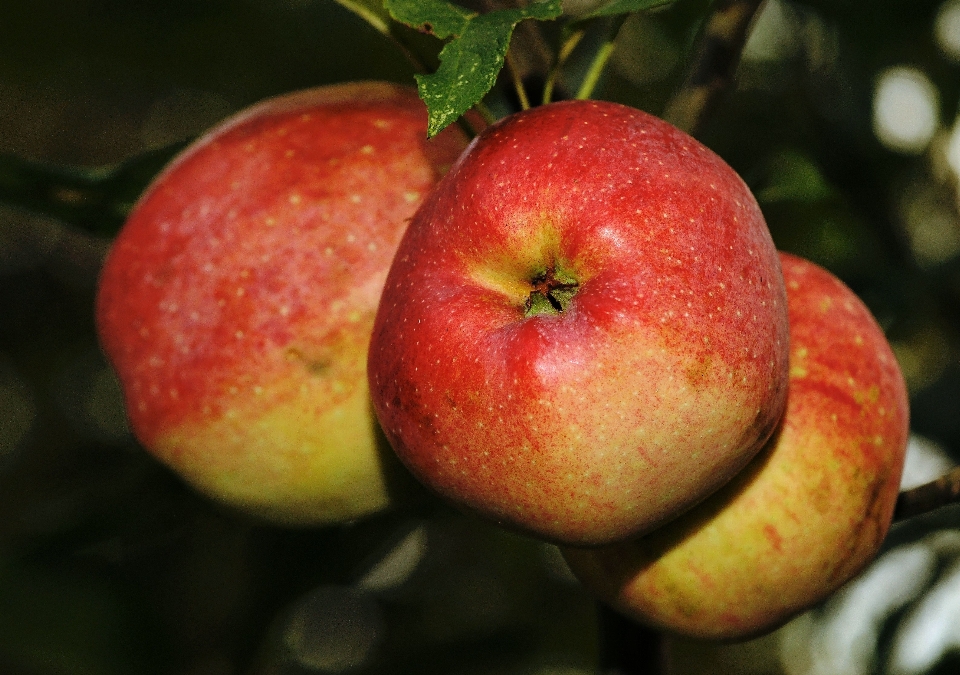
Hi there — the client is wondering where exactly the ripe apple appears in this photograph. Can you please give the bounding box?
[562,252,910,639]
[367,100,790,546]
[96,82,470,525]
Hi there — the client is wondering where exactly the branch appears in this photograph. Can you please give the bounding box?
[894,466,960,522]
[0,143,184,236]
[662,0,765,137]
[505,49,532,110]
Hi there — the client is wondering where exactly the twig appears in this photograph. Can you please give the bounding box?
[0,145,183,235]
[576,40,617,100]
[894,466,960,522]
[480,0,554,108]
[543,29,585,104]
[662,0,766,136]
[542,30,585,105]
[505,50,532,110]
[508,0,557,79]
[575,15,628,101]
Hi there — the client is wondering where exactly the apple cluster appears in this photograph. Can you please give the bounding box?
[96,83,909,641]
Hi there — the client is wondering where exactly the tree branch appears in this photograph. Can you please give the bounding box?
[894,466,960,522]
[662,0,765,137]
[0,144,184,236]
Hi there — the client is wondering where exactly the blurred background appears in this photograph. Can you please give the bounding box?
[1,0,960,673]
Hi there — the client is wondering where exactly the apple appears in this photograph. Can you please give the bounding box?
[367,100,790,546]
[96,82,471,525]
[562,252,910,640]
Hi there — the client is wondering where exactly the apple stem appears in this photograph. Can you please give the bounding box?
[662,0,765,136]
[894,466,960,522]
[524,266,579,317]
[506,50,533,110]
[543,28,585,105]
[576,16,628,101]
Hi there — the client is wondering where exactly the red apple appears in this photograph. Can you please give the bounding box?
[96,82,470,524]
[563,252,910,639]
[367,100,790,546]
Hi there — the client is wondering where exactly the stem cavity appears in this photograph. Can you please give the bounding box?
[524,265,579,317]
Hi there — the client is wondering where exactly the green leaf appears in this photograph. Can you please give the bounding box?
[384,0,474,38]
[579,0,676,20]
[331,0,393,36]
[388,0,562,136]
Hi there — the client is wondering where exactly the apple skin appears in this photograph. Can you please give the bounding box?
[562,252,910,639]
[96,82,470,525]
[367,100,789,546]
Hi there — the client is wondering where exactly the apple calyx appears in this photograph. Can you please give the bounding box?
[524,265,579,317]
